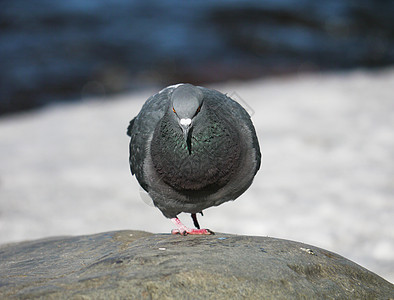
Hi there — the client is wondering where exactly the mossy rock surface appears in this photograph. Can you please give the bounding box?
[0,230,393,299]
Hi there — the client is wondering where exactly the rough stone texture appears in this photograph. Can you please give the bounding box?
[0,231,393,299]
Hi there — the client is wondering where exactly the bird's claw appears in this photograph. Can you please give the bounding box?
[171,228,214,235]
[170,217,214,235]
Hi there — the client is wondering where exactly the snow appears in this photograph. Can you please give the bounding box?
[0,68,393,283]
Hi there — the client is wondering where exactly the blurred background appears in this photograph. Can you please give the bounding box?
[0,0,393,283]
[1,0,393,115]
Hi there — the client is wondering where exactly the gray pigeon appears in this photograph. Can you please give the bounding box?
[127,83,261,235]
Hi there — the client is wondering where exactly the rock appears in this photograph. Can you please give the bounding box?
[1,231,393,299]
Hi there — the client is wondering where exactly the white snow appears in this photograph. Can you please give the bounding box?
[0,69,393,283]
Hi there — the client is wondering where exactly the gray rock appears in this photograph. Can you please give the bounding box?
[0,230,393,299]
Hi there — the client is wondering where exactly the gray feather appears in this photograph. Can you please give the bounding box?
[127,84,261,218]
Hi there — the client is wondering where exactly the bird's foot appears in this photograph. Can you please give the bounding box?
[171,228,214,235]
[170,217,214,235]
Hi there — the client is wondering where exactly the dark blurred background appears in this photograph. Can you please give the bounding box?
[1,0,393,115]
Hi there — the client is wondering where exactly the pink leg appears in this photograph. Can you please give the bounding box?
[170,217,214,235]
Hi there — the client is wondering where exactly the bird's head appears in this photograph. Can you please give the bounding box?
[170,84,204,154]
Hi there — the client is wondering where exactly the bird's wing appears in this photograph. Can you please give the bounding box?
[226,94,262,173]
[126,118,135,137]
[127,87,174,191]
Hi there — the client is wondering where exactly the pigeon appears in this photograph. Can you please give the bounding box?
[127,83,261,235]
